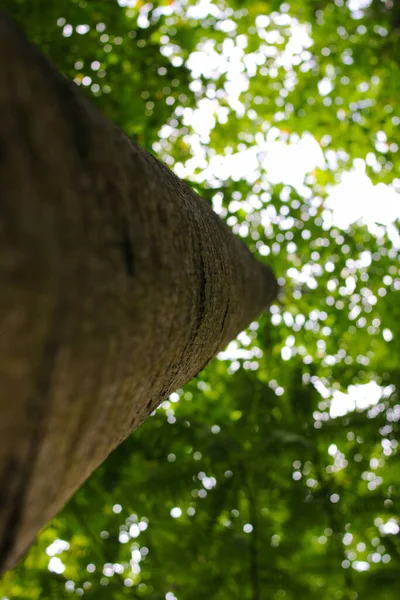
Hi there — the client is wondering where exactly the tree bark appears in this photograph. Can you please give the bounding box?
[0,14,277,572]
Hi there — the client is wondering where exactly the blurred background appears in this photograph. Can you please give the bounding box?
[0,0,399,598]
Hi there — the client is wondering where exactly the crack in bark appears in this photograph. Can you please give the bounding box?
[195,237,207,335]
[120,225,135,277]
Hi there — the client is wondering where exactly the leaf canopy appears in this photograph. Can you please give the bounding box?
[1,1,399,599]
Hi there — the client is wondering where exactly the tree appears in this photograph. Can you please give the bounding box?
[0,14,277,573]
[0,1,399,599]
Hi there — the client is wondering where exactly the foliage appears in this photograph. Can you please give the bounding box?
[1,1,399,599]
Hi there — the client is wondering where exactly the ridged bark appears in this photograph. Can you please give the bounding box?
[0,15,277,572]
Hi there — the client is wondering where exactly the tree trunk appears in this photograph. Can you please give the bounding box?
[0,14,277,572]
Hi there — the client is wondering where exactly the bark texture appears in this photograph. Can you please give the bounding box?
[0,14,277,572]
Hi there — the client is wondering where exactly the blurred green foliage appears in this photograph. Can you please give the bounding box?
[0,0,399,599]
